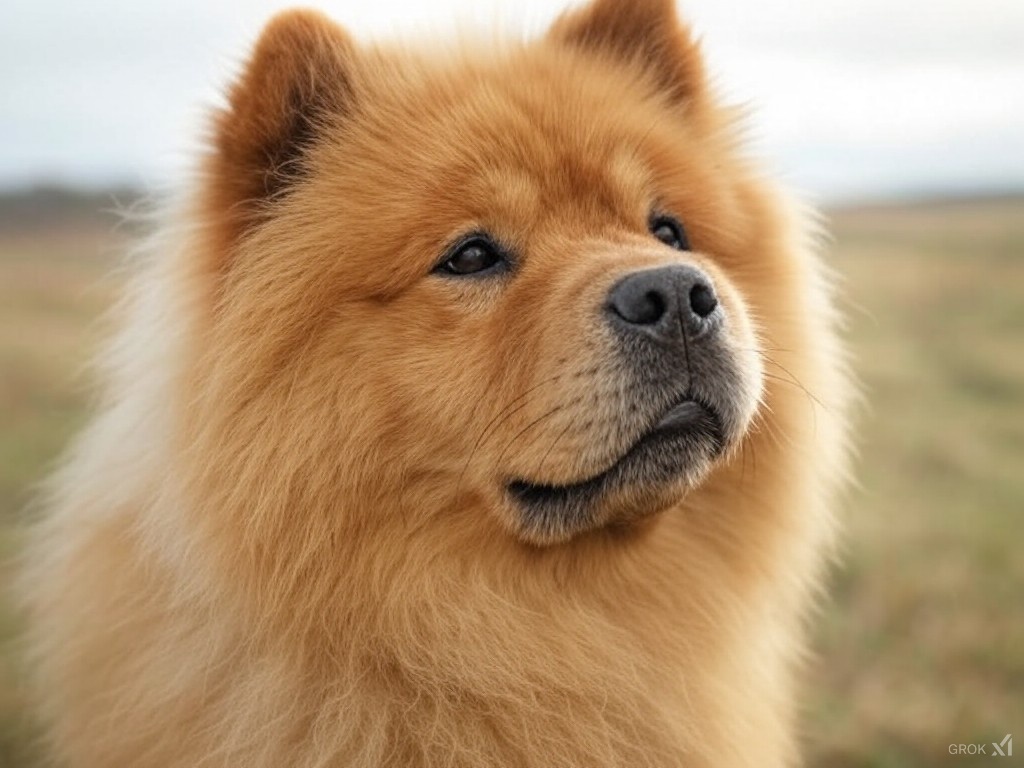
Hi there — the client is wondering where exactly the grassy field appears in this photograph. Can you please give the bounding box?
[805,197,1024,767]
[1,190,1022,766]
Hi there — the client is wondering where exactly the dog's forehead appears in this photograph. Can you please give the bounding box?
[348,51,662,224]
[465,147,653,232]
[368,47,652,139]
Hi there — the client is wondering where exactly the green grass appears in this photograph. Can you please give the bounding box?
[1,192,1022,766]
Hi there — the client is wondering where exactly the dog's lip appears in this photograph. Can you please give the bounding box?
[652,399,712,433]
[506,395,724,509]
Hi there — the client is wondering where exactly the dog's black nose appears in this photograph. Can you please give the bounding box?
[606,265,719,339]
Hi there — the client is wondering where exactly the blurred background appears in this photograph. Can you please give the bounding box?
[1,1,1021,766]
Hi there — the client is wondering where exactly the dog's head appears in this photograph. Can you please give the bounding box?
[189,0,772,548]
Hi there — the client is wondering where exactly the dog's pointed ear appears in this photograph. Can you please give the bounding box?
[549,0,708,108]
[207,9,355,238]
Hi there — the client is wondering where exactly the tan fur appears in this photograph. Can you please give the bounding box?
[23,2,851,766]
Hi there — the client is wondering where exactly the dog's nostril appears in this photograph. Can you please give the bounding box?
[634,290,666,325]
[610,284,667,326]
[689,283,718,319]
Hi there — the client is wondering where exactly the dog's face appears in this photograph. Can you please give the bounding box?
[195,0,767,547]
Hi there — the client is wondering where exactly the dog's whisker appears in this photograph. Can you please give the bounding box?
[453,373,563,501]
[493,404,567,477]
[760,356,827,412]
[533,419,578,482]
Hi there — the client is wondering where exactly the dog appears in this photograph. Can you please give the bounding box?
[24,1,851,765]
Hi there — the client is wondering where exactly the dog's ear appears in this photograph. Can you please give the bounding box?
[549,0,708,108]
[207,9,355,240]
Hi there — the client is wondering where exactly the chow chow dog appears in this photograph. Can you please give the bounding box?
[24,0,851,765]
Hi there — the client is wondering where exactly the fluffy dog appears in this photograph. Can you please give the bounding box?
[25,1,851,765]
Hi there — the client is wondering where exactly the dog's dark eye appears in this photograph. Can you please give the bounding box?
[650,215,690,251]
[436,236,507,277]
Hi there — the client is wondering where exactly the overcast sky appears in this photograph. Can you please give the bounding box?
[2,0,1023,202]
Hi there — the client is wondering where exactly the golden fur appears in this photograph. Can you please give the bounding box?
[24,1,851,765]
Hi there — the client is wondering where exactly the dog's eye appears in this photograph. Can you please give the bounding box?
[436,236,506,277]
[649,215,690,251]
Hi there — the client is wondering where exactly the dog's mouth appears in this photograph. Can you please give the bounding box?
[506,395,725,542]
